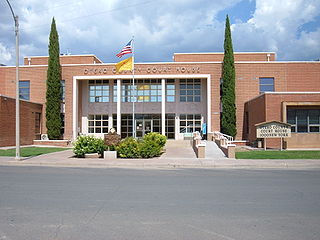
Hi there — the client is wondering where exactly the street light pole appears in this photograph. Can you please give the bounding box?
[5,0,20,160]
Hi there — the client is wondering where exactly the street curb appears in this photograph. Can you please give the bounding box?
[1,161,320,170]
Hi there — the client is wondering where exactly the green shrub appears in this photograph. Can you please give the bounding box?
[143,132,167,148]
[116,137,140,158]
[73,135,106,158]
[116,133,167,158]
[139,140,162,158]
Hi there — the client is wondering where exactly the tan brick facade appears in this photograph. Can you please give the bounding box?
[0,52,319,147]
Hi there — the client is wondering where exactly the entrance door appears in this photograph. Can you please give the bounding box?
[136,119,144,138]
[136,119,152,137]
[144,120,152,135]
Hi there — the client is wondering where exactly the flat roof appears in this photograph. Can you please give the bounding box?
[0,94,42,105]
[23,54,104,64]
[174,52,276,55]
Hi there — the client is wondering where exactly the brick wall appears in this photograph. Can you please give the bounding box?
[246,93,320,148]
[174,52,276,62]
[0,96,42,147]
[23,55,102,66]
[1,53,319,142]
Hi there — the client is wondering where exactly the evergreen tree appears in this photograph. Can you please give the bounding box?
[46,17,62,139]
[221,15,237,137]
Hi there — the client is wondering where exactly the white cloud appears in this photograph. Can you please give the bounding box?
[0,0,319,65]
[0,43,13,64]
[233,0,320,60]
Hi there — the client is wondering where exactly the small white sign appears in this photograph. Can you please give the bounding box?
[256,121,291,138]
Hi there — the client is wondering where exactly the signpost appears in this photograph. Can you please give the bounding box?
[255,121,291,150]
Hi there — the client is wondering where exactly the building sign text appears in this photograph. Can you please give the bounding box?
[256,121,291,138]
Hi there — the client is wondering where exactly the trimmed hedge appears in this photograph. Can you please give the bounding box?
[73,135,106,158]
[116,132,167,158]
[116,137,140,158]
[73,132,167,159]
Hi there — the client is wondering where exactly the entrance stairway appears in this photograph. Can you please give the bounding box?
[161,139,227,159]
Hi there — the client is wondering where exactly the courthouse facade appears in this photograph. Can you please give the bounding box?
[0,52,319,148]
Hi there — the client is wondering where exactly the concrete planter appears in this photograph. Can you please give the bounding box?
[104,151,117,160]
[84,153,99,158]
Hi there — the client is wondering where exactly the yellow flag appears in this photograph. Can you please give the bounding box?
[115,56,133,73]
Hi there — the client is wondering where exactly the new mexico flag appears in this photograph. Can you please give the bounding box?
[115,56,133,73]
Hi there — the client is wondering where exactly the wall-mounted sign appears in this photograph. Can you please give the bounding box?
[256,121,291,138]
[83,66,201,75]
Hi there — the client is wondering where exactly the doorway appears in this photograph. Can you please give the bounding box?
[136,119,152,137]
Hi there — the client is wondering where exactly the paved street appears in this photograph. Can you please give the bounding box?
[0,166,320,240]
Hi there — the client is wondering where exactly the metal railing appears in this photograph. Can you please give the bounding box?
[213,131,234,146]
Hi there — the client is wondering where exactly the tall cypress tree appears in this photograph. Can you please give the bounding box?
[221,15,237,137]
[46,17,62,139]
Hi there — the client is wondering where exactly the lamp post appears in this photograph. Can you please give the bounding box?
[5,0,20,160]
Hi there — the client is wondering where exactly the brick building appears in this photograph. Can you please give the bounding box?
[0,52,319,148]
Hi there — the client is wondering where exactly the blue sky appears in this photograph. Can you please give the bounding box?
[0,0,319,65]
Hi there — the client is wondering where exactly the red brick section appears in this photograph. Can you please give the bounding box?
[286,63,320,91]
[0,67,5,94]
[246,93,320,148]
[0,96,42,147]
[1,54,319,142]
[23,55,102,66]
[33,140,72,147]
[174,53,276,62]
[244,94,266,142]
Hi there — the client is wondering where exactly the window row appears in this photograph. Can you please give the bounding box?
[89,79,202,103]
[179,114,202,133]
[87,114,203,137]
[19,80,66,101]
[287,109,320,133]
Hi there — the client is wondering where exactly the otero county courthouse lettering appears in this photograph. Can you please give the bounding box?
[0,52,319,148]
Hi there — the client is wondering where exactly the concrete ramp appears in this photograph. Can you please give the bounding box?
[205,140,227,159]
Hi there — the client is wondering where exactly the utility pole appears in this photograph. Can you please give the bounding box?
[5,0,20,160]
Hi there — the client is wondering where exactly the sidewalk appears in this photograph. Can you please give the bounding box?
[0,148,320,169]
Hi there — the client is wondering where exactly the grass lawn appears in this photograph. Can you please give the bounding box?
[0,147,70,157]
[236,150,320,159]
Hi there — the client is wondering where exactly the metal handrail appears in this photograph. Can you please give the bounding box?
[213,131,234,146]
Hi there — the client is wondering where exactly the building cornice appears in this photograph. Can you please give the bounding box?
[1,60,319,69]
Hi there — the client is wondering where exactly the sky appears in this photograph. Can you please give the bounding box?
[0,0,319,65]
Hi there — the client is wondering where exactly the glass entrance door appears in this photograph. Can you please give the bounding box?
[136,119,144,138]
[136,119,153,137]
[144,120,152,135]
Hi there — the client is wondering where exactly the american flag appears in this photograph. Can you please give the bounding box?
[116,40,133,58]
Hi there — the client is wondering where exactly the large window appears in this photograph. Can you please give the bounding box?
[287,108,320,133]
[61,80,65,102]
[179,114,201,133]
[166,80,175,102]
[165,114,175,139]
[180,79,201,102]
[114,79,162,102]
[19,81,30,100]
[35,112,41,135]
[120,114,133,138]
[114,83,136,102]
[259,77,274,93]
[88,114,108,133]
[60,113,65,135]
[89,80,109,102]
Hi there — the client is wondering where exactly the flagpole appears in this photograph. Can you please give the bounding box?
[132,36,136,138]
